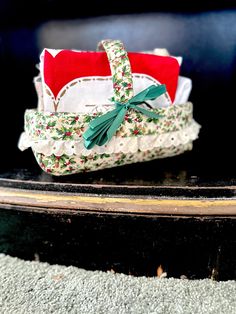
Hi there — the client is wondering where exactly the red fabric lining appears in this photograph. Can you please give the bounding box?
[43,50,180,102]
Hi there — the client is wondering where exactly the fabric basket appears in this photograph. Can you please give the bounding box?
[18,39,200,176]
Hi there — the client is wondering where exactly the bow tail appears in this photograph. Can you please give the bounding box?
[84,122,112,149]
[133,105,162,119]
[106,106,127,142]
[83,108,120,149]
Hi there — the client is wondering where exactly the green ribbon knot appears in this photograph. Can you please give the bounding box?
[83,84,166,149]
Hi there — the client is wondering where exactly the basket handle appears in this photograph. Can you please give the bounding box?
[97,39,134,103]
[83,40,165,149]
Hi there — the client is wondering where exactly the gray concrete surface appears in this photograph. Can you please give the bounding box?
[0,254,235,314]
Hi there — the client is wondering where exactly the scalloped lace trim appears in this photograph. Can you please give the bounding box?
[18,120,200,157]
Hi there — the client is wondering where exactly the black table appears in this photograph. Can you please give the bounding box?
[0,154,235,281]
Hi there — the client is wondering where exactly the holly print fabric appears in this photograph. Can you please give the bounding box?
[19,100,200,175]
[24,102,193,142]
[34,142,193,176]
[97,39,134,103]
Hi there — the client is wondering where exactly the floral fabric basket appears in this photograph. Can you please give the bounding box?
[18,39,200,175]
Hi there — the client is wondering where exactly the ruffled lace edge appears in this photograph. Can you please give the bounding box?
[18,120,201,157]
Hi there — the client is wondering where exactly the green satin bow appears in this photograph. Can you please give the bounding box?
[83,84,166,149]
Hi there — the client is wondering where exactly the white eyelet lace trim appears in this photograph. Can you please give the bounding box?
[18,120,200,157]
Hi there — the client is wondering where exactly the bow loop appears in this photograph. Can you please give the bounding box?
[129,84,166,106]
[83,84,167,149]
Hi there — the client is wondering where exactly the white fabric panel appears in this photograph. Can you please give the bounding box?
[41,75,172,113]
[174,76,192,105]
